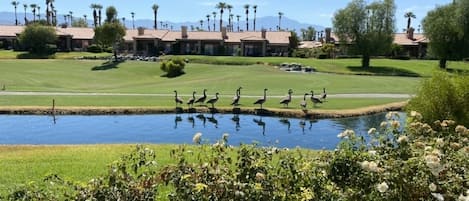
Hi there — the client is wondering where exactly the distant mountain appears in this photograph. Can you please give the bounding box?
[0,11,325,33]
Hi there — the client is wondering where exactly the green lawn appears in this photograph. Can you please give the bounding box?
[0,59,416,109]
[175,55,469,77]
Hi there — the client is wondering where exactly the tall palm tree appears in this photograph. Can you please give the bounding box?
[206,14,211,31]
[253,5,257,31]
[69,11,73,26]
[30,4,37,21]
[83,14,87,22]
[90,4,97,27]
[278,12,284,31]
[226,4,232,31]
[37,6,41,20]
[199,20,204,31]
[404,12,416,31]
[122,17,126,28]
[11,1,19,25]
[229,14,234,32]
[236,15,240,32]
[131,12,135,29]
[244,4,249,31]
[96,4,102,26]
[152,4,159,30]
[23,4,28,24]
[215,2,226,31]
[212,11,217,31]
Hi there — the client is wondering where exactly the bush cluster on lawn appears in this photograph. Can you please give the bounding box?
[4,111,469,200]
[160,58,186,77]
[408,71,469,126]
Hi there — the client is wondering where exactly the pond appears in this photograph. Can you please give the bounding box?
[0,112,404,149]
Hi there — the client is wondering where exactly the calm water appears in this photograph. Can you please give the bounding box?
[0,113,400,149]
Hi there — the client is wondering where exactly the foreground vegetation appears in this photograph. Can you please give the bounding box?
[1,112,468,200]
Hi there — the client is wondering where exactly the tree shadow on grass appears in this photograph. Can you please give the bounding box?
[91,60,124,71]
[346,66,421,77]
[446,68,469,75]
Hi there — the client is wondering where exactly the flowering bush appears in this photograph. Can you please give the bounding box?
[6,111,469,200]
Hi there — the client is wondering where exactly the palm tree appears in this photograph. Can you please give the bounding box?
[212,11,217,31]
[244,4,249,31]
[11,1,19,25]
[236,15,240,32]
[90,4,97,27]
[23,4,28,24]
[215,2,226,31]
[96,4,102,26]
[152,4,159,30]
[229,14,234,32]
[206,14,211,31]
[37,6,41,20]
[30,4,37,21]
[404,12,416,31]
[69,11,73,26]
[131,12,135,29]
[83,14,87,22]
[253,5,257,31]
[199,20,204,31]
[278,12,284,31]
[226,4,232,31]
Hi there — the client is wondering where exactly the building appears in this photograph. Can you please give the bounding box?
[0,25,292,57]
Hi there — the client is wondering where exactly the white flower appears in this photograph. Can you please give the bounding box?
[429,183,437,192]
[360,161,382,172]
[193,132,202,144]
[431,193,444,201]
[436,138,445,146]
[368,150,377,155]
[360,161,370,170]
[397,136,408,144]
[376,182,389,193]
[410,111,423,120]
[380,121,388,128]
[368,128,377,135]
[337,129,355,139]
[255,172,265,181]
[391,120,401,129]
[386,111,399,120]
[459,190,469,201]
[456,125,468,135]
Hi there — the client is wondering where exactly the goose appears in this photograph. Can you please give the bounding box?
[300,93,309,109]
[187,91,196,108]
[321,88,327,100]
[206,92,219,108]
[279,89,293,107]
[194,89,207,105]
[231,87,242,106]
[254,88,268,109]
[173,90,184,107]
[310,90,323,107]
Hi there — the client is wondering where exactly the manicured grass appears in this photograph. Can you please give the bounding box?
[0,95,407,110]
[0,50,112,60]
[176,55,469,77]
[0,59,419,94]
[0,59,415,109]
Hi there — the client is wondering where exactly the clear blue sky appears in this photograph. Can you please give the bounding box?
[4,0,452,31]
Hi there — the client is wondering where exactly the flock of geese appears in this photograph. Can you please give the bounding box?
[173,87,327,110]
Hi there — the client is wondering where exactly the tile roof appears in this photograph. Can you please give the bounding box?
[0,25,24,37]
[329,32,428,46]
[56,27,95,39]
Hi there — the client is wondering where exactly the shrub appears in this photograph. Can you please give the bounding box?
[407,71,469,126]
[160,58,185,77]
[103,46,113,53]
[87,45,103,53]
[18,24,57,55]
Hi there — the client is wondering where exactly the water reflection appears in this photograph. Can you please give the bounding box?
[0,112,405,149]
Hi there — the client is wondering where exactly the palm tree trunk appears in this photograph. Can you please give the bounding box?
[439,58,447,69]
[14,6,18,25]
[154,11,157,29]
[362,55,370,68]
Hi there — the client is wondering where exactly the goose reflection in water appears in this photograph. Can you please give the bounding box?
[207,114,218,128]
[196,114,207,128]
[174,115,182,129]
[279,118,291,133]
[253,117,266,136]
[309,120,318,130]
[231,114,241,131]
[187,115,195,128]
[299,120,306,134]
